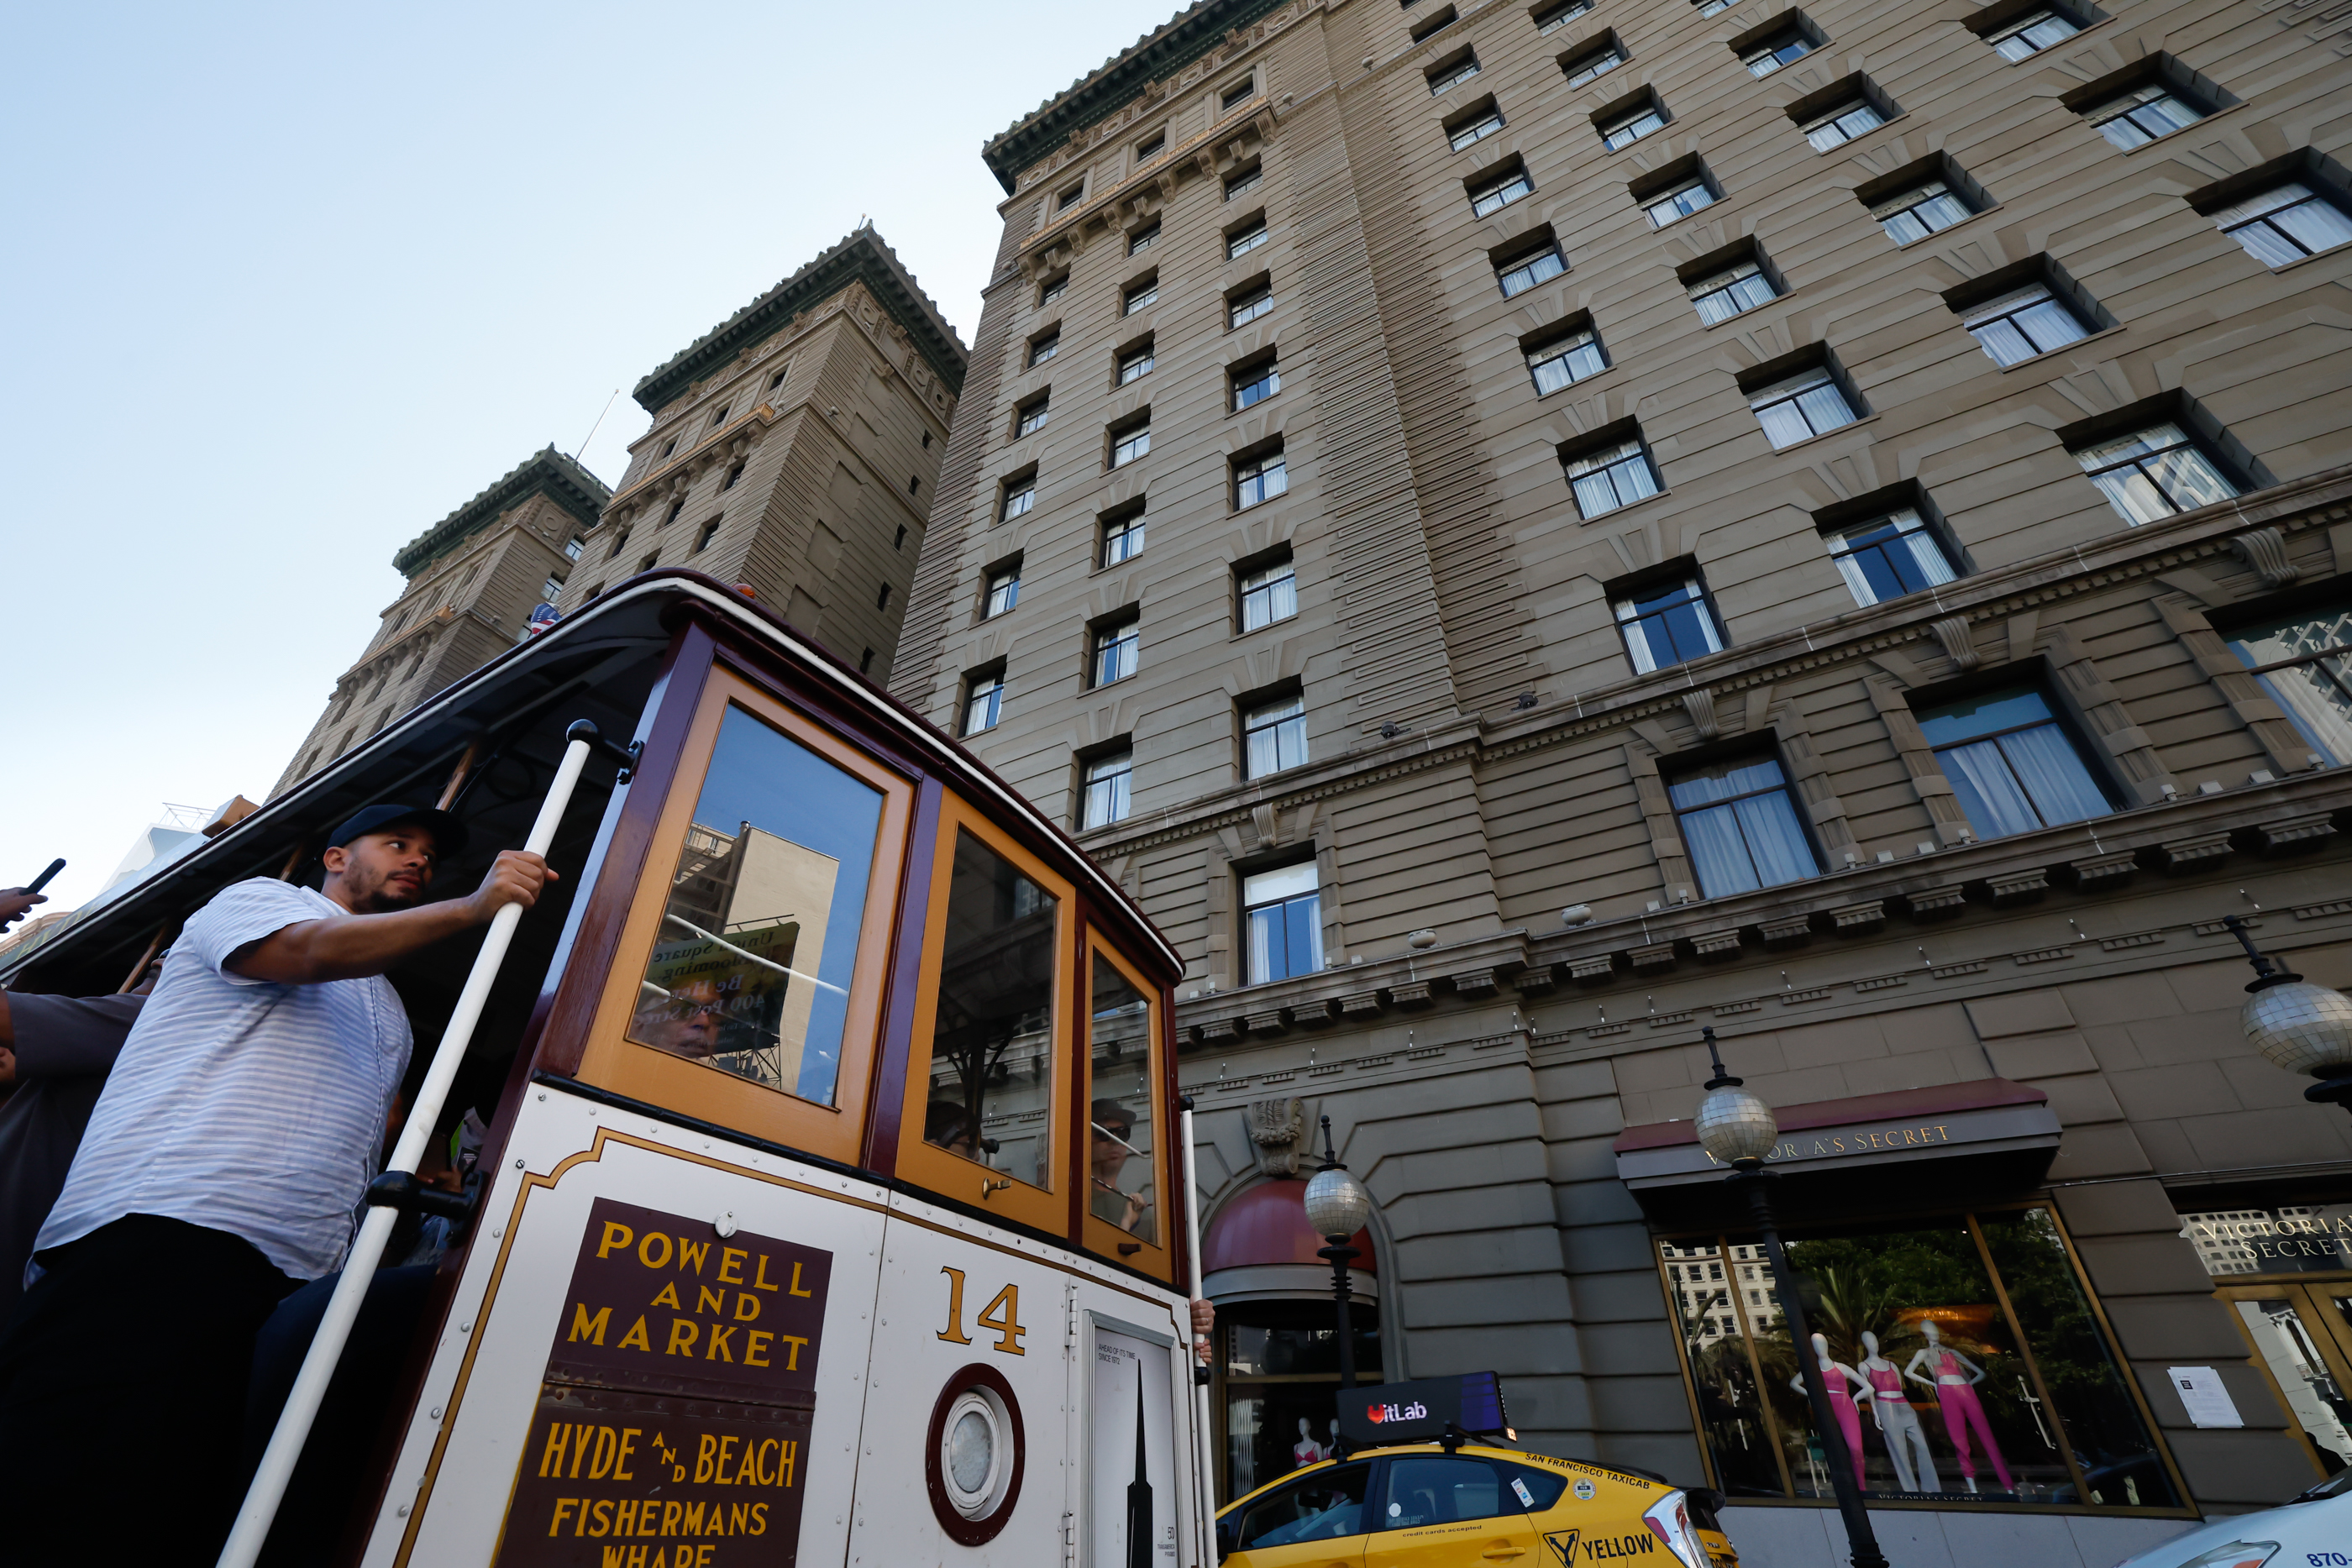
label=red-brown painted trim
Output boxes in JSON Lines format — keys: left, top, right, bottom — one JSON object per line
{"left": 862, "top": 774, "right": 944, "bottom": 1175}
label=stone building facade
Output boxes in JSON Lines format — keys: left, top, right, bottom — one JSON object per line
{"left": 888, "top": 0, "right": 2352, "bottom": 1560}
{"left": 273, "top": 448, "right": 609, "bottom": 793}
{"left": 554, "top": 226, "right": 967, "bottom": 684}
{"left": 277, "top": 228, "right": 967, "bottom": 795}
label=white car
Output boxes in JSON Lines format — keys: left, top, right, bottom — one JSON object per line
{"left": 2115, "top": 1471, "right": 2352, "bottom": 1568}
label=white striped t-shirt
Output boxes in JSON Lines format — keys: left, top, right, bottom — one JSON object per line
{"left": 34, "top": 878, "right": 413, "bottom": 1282}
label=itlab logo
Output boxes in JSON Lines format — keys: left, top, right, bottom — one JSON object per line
{"left": 1363, "top": 1400, "right": 1430, "bottom": 1424}
{"left": 1543, "top": 1529, "right": 1581, "bottom": 1565}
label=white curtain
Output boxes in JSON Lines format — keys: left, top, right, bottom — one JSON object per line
{"left": 1734, "top": 792, "right": 1816, "bottom": 885}
{"left": 1937, "top": 737, "right": 2042, "bottom": 839}
{"left": 1681, "top": 804, "right": 1760, "bottom": 898}
{"left": 2003, "top": 724, "right": 2109, "bottom": 826}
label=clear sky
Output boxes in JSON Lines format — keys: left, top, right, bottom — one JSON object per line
{"left": 2, "top": 0, "right": 1179, "bottom": 912}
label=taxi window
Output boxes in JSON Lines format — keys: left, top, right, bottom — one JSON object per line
{"left": 920, "top": 828, "right": 1058, "bottom": 1190}
{"left": 1233, "top": 1464, "right": 1369, "bottom": 1550}
{"left": 1087, "top": 952, "right": 1156, "bottom": 1245}
{"left": 625, "top": 703, "right": 883, "bottom": 1104}
{"left": 1494, "top": 1460, "right": 1568, "bottom": 1511}
{"left": 1380, "top": 1455, "right": 1504, "bottom": 1529}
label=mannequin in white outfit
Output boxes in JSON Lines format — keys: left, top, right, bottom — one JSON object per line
{"left": 1856, "top": 1330, "right": 1938, "bottom": 1492}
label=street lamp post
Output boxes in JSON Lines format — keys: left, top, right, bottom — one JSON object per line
{"left": 2224, "top": 915, "right": 2352, "bottom": 1114}
{"left": 1693, "top": 1028, "right": 1889, "bottom": 1568}
{"left": 1303, "top": 1114, "right": 1371, "bottom": 1392}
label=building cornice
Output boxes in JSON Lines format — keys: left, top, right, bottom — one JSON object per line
{"left": 391, "top": 447, "right": 611, "bottom": 577}
{"left": 980, "top": 0, "right": 1297, "bottom": 193}
{"left": 633, "top": 228, "right": 969, "bottom": 414}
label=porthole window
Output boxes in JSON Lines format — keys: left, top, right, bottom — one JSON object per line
{"left": 927, "top": 1365, "right": 1026, "bottom": 1544}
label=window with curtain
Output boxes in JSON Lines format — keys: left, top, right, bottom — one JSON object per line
{"left": 1918, "top": 688, "right": 2112, "bottom": 839}
{"left": 984, "top": 565, "right": 1020, "bottom": 618}
{"left": 1527, "top": 327, "right": 1608, "bottom": 394}
{"left": 1497, "top": 242, "right": 1567, "bottom": 298}
{"left": 1243, "top": 862, "right": 1323, "bottom": 983}
{"left": 1601, "top": 104, "right": 1667, "bottom": 150}
{"left": 1646, "top": 176, "right": 1717, "bottom": 227}
{"left": 2083, "top": 84, "right": 2202, "bottom": 149}
{"left": 1667, "top": 755, "right": 1820, "bottom": 898}
{"left": 2071, "top": 423, "right": 2237, "bottom": 524}
{"left": 2224, "top": 601, "right": 2352, "bottom": 765}
{"left": 1029, "top": 331, "right": 1061, "bottom": 367}
{"left": 1742, "top": 31, "right": 1813, "bottom": 75}
{"left": 1614, "top": 576, "right": 1725, "bottom": 673}
{"left": 1985, "top": 8, "right": 2077, "bottom": 60}
{"left": 1449, "top": 106, "right": 1504, "bottom": 149}
{"left": 1244, "top": 695, "right": 1309, "bottom": 778}
{"left": 1961, "top": 281, "right": 2092, "bottom": 366}
{"left": 1470, "top": 165, "right": 1533, "bottom": 218}
{"left": 1872, "top": 180, "right": 1973, "bottom": 244}
{"left": 1102, "top": 511, "right": 1146, "bottom": 565}
{"left": 1240, "top": 560, "right": 1299, "bottom": 632}
{"left": 1566, "top": 438, "right": 1661, "bottom": 519}
{"left": 1748, "top": 364, "right": 1859, "bottom": 447}
{"left": 1688, "top": 260, "right": 1777, "bottom": 325}
{"left": 1803, "top": 98, "right": 1884, "bottom": 152}
{"left": 2212, "top": 184, "right": 2352, "bottom": 268}
{"left": 1082, "top": 751, "right": 1133, "bottom": 830}
{"left": 962, "top": 673, "right": 1004, "bottom": 736}
{"left": 1827, "top": 508, "right": 1958, "bottom": 606}
{"left": 1563, "top": 44, "right": 1624, "bottom": 88}
{"left": 1093, "top": 619, "right": 1141, "bottom": 686}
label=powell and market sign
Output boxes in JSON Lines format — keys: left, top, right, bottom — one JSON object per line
{"left": 1612, "top": 1078, "right": 2061, "bottom": 1193}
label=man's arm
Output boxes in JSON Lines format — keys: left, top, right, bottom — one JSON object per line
{"left": 228, "top": 852, "right": 555, "bottom": 983}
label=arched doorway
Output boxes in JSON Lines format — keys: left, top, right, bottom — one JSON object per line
{"left": 1203, "top": 1179, "right": 1380, "bottom": 1502}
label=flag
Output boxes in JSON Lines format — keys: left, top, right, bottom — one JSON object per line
{"left": 524, "top": 602, "right": 562, "bottom": 637}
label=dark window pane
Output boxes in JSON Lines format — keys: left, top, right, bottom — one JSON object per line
{"left": 1232, "top": 1462, "right": 1370, "bottom": 1549}
{"left": 1380, "top": 1455, "right": 1506, "bottom": 1529}
{"left": 627, "top": 705, "right": 884, "bottom": 1106}
{"left": 920, "top": 830, "right": 1058, "bottom": 1191}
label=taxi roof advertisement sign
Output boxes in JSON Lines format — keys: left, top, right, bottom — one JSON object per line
{"left": 1335, "top": 1373, "right": 1508, "bottom": 1447}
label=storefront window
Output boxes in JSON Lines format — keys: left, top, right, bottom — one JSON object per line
{"left": 2181, "top": 1204, "right": 2352, "bottom": 1475}
{"left": 1218, "top": 1301, "right": 1381, "bottom": 1502}
{"left": 1662, "top": 1208, "right": 2178, "bottom": 1511}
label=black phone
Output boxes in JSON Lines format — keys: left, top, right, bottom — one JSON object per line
{"left": 24, "top": 858, "right": 64, "bottom": 895}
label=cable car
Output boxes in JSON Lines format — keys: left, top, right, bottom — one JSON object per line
{"left": 3, "top": 570, "right": 1210, "bottom": 1568}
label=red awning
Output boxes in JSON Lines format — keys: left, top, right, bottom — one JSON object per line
{"left": 1204, "top": 1179, "right": 1377, "bottom": 1276}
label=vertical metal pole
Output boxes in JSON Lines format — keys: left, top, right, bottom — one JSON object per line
{"left": 1739, "top": 1170, "right": 1888, "bottom": 1568}
{"left": 1179, "top": 1101, "right": 1219, "bottom": 1557}
{"left": 215, "top": 732, "right": 596, "bottom": 1568}
{"left": 1326, "top": 1244, "right": 1358, "bottom": 1391}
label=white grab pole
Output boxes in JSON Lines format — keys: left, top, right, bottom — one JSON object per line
{"left": 1181, "top": 1102, "right": 1219, "bottom": 1564}
{"left": 217, "top": 732, "right": 598, "bottom": 1568}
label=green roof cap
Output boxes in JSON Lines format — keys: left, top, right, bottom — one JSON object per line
{"left": 632, "top": 226, "right": 969, "bottom": 414}
{"left": 391, "top": 447, "right": 612, "bottom": 576}
{"left": 979, "top": 0, "right": 1289, "bottom": 194}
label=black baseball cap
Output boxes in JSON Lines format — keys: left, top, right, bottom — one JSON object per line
{"left": 328, "top": 804, "right": 470, "bottom": 859}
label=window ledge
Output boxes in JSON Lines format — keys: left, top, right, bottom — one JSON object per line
{"left": 1229, "top": 391, "right": 1286, "bottom": 420}
{"left": 1231, "top": 615, "right": 1303, "bottom": 643}
{"left": 1889, "top": 202, "right": 2003, "bottom": 248}
{"left": 1986, "top": 322, "right": 2127, "bottom": 372}
{"left": 1756, "top": 411, "right": 1881, "bottom": 455}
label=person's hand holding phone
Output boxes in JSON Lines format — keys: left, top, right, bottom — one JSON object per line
{"left": 1, "top": 859, "right": 65, "bottom": 931}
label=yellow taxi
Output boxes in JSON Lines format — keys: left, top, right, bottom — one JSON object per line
{"left": 1212, "top": 1442, "right": 1739, "bottom": 1568}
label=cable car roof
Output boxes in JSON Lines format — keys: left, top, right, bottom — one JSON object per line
{"left": 5, "top": 569, "right": 1180, "bottom": 991}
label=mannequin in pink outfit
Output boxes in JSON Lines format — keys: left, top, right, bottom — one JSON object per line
{"left": 1291, "top": 1416, "right": 1325, "bottom": 1469}
{"left": 1903, "top": 1320, "right": 2013, "bottom": 1492}
{"left": 1788, "top": 1332, "right": 1869, "bottom": 1491}
{"left": 1855, "top": 1330, "right": 1937, "bottom": 1493}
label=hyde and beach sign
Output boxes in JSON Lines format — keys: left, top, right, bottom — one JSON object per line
{"left": 495, "top": 1198, "right": 832, "bottom": 1568}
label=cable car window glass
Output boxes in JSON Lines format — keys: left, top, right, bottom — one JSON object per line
{"left": 625, "top": 704, "right": 884, "bottom": 1106}
{"left": 921, "top": 829, "right": 1059, "bottom": 1192}
{"left": 1088, "top": 952, "right": 1157, "bottom": 1245}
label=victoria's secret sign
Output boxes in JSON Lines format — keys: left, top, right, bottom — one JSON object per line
{"left": 1699, "top": 1121, "right": 1956, "bottom": 1167}
{"left": 2181, "top": 1204, "right": 2352, "bottom": 1278}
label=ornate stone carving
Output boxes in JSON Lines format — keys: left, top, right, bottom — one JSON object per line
{"left": 1830, "top": 900, "right": 1886, "bottom": 934}
{"left": 1759, "top": 914, "right": 1814, "bottom": 947}
{"left": 2229, "top": 527, "right": 2300, "bottom": 591}
{"left": 1930, "top": 616, "right": 1981, "bottom": 673}
{"left": 1987, "top": 869, "right": 2049, "bottom": 905}
{"left": 1681, "top": 689, "right": 1720, "bottom": 741}
{"left": 1247, "top": 1097, "right": 1306, "bottom": 1177}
